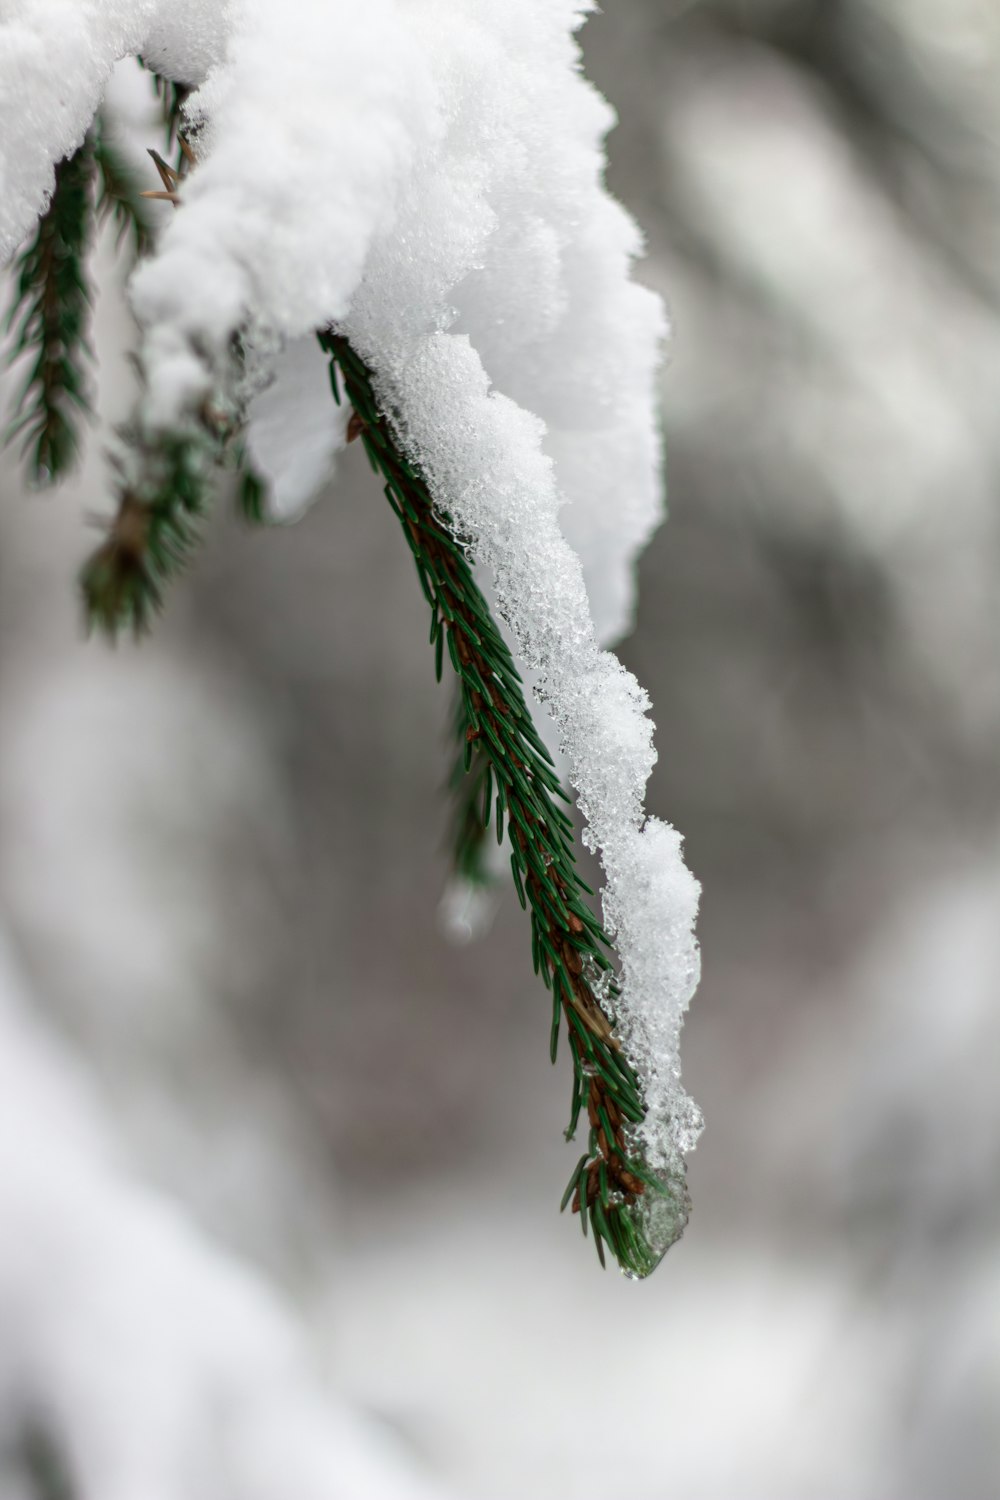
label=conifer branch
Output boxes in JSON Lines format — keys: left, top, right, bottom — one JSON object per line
{"left": 79, "top": 400, "right": 268, "bottom": 638}
{"left": 80, "top": 423, "right": 222, "bottom": 637}
{"left": 79, "top": 103, "right": 265, "bottom": 638}
{"left": 320, "top": 330, "right": 688, "bottom": 1277}
{"left": 3, "top": 138, "right": 97, "bottom": 485}
{"left": 93, "top": 121, "right": 156, "bottom": 257}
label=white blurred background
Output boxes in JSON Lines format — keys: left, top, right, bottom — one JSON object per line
{"left": 2, "top": 2, "right": 1000, "bottom": 1496}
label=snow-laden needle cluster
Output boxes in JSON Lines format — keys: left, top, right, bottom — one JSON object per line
{"left": 0, "top": 0, "right": 703, "bottom": 1266}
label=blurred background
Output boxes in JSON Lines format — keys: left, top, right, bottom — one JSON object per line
{"left": 2, "top": 1, "right": 1000, "bottom": 1495}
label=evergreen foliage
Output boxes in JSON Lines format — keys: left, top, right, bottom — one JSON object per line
{"left": 1, "top": 59, "right": 686, "bottom": 1275}
{"left": 4, "top": 113, "right": 156, "bottom": 490}
{"left": 4, "top": 138, "right": 96, "bottom": 485}
{"left": 93, "top": 121, "right": 156, "bottom": 258}
{"left": 68, "top": 94, "right": 265, "bottom": 635}
{"left": 80, "top": 427, "right": 217, "bottom": 637}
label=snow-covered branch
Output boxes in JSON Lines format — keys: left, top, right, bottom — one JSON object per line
{"left": 0, "top": 0, "right": 702, "bottom": 1261}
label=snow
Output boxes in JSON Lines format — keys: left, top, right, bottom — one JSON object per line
{"left": 0, "top": 0, "right": 700, "bottom": 1184}
{"left": 0, "top": 2, "right": 151, "bottom": 262}
{"left": 129, "top": 0, "right": 433, "bottom": 430}
{"left": 0, "top": 0, "right": 235, "bottom": 264}
{"left": 245, "top": 336, "right": 349, "bottom": 521}
{"left": 0, "top": 932, "right": 444, "bottom": 1500}
{"left": 341, "top": 5, "right": 699, "bottom": 1178}
{"left": 138, "top": 0, "right": 231, "bottom": 85}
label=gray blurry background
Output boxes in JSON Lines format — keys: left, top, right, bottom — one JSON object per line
{"left": 2, "top": 1, "right": 1000, "bottom": 1495}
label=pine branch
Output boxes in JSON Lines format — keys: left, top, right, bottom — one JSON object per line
{"left": 79, "top": 423, "right": 222, "bottom": 638}
{"left": 78, "top": 343, "right": 274, "bottom": 635}
{"left": 93, "top": 120, "right": 156, "bottom": 257}
{"left": 321, "top": 330, "right": 687, "bottom": 1277}
{"left": 79, "top": 122, "right": 266, "bottom": 638}
{"left": 2, "top": 100, "right": 160, "bottom": 493}
{"left": 3, "top": 138, "right": 97, "bottom": 485}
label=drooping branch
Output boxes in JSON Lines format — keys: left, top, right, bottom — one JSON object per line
{"left": 3, "top": 138, "right": 97, "bottom": 485}
{"left": 93, "top": 118, "right": 157, "bottom": 257}
{"left": 3, "top": 79, "right": 166, "bottom": 491}
{"left": 320, "top": 330, "right": 687, "bottom": 1277}
{"left": 79, "top": 78, "right": 265, "bottom": 637}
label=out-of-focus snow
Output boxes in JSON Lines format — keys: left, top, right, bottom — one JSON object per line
{"left": 0, "top": 0, "right": 237, "bottom": 263}
{"left": 0, "top": 934, "right": 444, "bottom": 1500}
{"left": 245, "top": 336, "right": 349, "bottom": 521}
{"left": 0, "top": 1, "right": 155, "bottom": 261}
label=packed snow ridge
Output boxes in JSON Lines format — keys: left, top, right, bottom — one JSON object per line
{"left": 0, "top": 0, "right": 702, "bottom": 1175}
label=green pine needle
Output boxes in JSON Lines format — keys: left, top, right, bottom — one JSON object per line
{"left": 3, "top": 108, "right": 157, "bottom": 491}
{"left": 77, "top": 88, "right": 269, "bottom": 637}
{"left": 233, "top": 448, "right": 269, "bottom": 524}
{"left": 3, "top": 137, "right": 97, "bottom": 486}
{"left": 449, "top": 698, "right": 499, "bottom": 889}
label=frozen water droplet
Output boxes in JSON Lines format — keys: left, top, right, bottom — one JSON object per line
{"left": 621, "top": 1163, "right": 690, "bottom": 1279}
